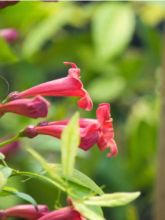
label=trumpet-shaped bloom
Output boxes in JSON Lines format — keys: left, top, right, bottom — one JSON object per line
{"left": 0, "top": 1, "right": 18, "bottom": 9}
{"left": 0, "top": 28, "right": 18, "bottom": 43}
{"left": 0, "top": 96, "right": 49, "bottom": 118}
{"left": 38, "top": 207, "right": 85, "bottom": 220}
{"left": 22, "top": 103, "right": 118, "bottom": 157}
{"left": 8, "top": 62, "right": 93, "bottom": 111}
{"left": 0, "top": 204, "right": 49, "bottom": 220}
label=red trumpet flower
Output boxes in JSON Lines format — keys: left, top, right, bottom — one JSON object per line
{"left": 0, "top": 204, "right": 49, "bottom": 220}
{"left": 22, "top": 103, "right": 118, "bottom": 157}
{"left": 0, "top": 96, "right": 49, "bottom": 118}
{"left": 8, "top": 62, "right": 93, "bottom": 111}
{"left": 38, "top": 207, "right": 85, "bottom": 220}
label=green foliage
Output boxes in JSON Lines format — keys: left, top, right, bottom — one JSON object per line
{"left": 92, "top": 3, "right": 135, "bottom": 61}
{"left": 1, "top": 186, "right": 37, "bottom": 207}
{"left": 88, "top": 76, "right": 126, "bottom": 102}
{"left": 73, "top": 201, "right": 105, "bottom": 220}
{"left": 61, "top": 112, "right": 80, "bottom": 178}
{"left": 49, "top": 163, "right": 104, "bottom": 195}
{"left": 0, "top": 153, "right": 5, "bottom": 161}
{"left": 84, "top": 192, "right": 141, "bottom": 207}
{"left": 0, "top": 166, "right": 12, "bottom": 190}
{"left": 22, "top": 4, "right": 76, "bottom": 57}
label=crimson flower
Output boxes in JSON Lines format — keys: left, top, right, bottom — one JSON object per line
{"left": 0, "top": 96, "right": 49, "bottom": 118}
{"left": 0, "top": 28, "right": 18, "bottom": 43}
{"left": 22, "top": 103, "right": 118, "bottom": 157}
{"left": 0, "top": 1, "right": 19, "bottom": 9}
{"left": 37, "top": 207, "right": 85, "bottom": 220}
{"left": 8, "top": 62, "right": 93, "bottom": 111}
{"left": 0, "top": 204, "right": 49, "bottom": 220}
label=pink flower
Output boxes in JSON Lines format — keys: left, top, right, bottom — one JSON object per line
{"left": 0, "top": 96, "right": 49, "bottom": 118}
{"left": 8, "top": 62, "right": 93, "bottom": 111}
{"left": 37, "top": 207, "right": 85, "bottom": 220}
{"left": 0, "top": 1, "right": 19, "bottom": 9}
{"left": 0, "top": 28, "right": 18, "bottom": 43}
{"left": 22, "top": 103, "right": 118, "bottom": 157}
{"left": 0, "top": 204, "right": 49, "bottom": 220}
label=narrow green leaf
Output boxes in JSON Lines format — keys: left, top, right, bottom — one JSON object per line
{"left": 50, "top": 163, "right": 103, "bottom": 195}
{"left": 2, "top": 186, "right": 37, "bottom": 206}
{"left": 61, "top": 112, "right": 80, "bottom": 178}
{"left": 92, "top": 3, "right": 135, "bottom": 60}
{"left": 13, "top": 170, "right": 65, "bottom": 192}
{"left": 27, "top": 148, "right": 66, "bottom": 191}
{"left": 84, "top": 192, "right": 141, "bottom": 207}
{"left": 73, "top": 201, "right": 105, "bottom": 220}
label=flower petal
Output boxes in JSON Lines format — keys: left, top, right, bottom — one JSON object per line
{"left": 96, "top": 103, "right": 111, "bottom": 124}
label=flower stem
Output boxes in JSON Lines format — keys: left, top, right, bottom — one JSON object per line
{"left": 0, "top": 134, "right": 20, "bottom": 148}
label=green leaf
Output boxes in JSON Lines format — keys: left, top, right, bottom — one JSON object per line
{"left": 49, "top": 163, "right": 103, "bottom": 195}
{"left": 27, "top": 148, "right": 66, "bottom": 191}
{"left": 0, "top": 172, "right": 6, "bottom": 190}
{"left": 2, "top": 186, "right": 37, "bottom": 207}
{"left": 0, "top": 166, "right": 12, "bottom": 191}
{"left": 13, "top": 170, "right": 66, "bottom": 192}
{"left": 73, "top": 201, "right": 105, "bottom": 220}
{"left": 0, "top": 38, "right": 18, "bottom": 63}
{"left": 0, "top": 153, "right": 5, "bottom": 161}
{"left": 92, "top": 3, "right": 135, "bottom": 60}
{"left": 88, "top": 76, "right": 126, "bottom": 102}
{"left": 84, "top": 192, "right": 140, "bottom": 207}
{"left": 22, "top": 6, "right": 74, "bottom": 57}
{"left": 0, "top": 167, "right": 12, "bottom": 179}
{"left": 61, "top": 112, "right": 80, "bottom": 178}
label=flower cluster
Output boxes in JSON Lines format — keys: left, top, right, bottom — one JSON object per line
{"left": 0, "top": 62, "right": 117, "bottom": 157}
{"left": 0, "top": 200, "right": 85, "bottom": 220}
{"left": 22, "top": 103, "right": 117, "bottom": 157}
{"left": 0, "top": 62, "right": 118, "bottom": 219}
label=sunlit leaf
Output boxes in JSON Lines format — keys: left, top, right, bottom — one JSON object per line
{"left": 73, "top": 201, "right": 105, "bottom": 220}
{"left": 27, "top": 148, "right": 66, "bottom": 191}
{"left": 92, "top": 3, "right": 135, "bottom": 60}
{"left": 13, "top": 170, "right": 65, "bottom": 192}
{"left": 27, "top": 148, "right": 103, "bottom": 197}
{"left": 84, "top": 192, "right": 140, "bottom": 207}
{"left": 61, "top": 112, "right": 80, "bottom": 178}
{"left": 49, "top": 163, "right": 103, "bottom": 195}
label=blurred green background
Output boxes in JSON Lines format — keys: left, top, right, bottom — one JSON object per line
{"left": 0, "top": 1, "right": 164, "bottom": 220}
